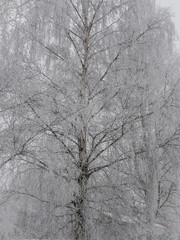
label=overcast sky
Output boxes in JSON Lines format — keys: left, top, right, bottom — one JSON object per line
{"left": 157, "top": 0, "right": 180, "bottom": 49}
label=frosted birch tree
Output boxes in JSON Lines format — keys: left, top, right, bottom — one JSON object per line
{"left": 0, "top": 0, "right": 179, "bottom": 240}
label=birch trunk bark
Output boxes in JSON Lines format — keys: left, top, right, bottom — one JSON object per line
{"left": 73, "top": 1, "right": 90, "bottom": 239}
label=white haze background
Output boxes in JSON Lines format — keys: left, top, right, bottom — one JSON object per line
{"left": 157, "top": 0, "right": 180, "bottom": 50}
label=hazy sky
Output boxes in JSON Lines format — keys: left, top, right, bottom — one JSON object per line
{"left": 157, "top": 0, "right": 180, "bottom": 49}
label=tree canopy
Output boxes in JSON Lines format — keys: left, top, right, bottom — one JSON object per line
{"left": 0, "top": 0, "right": 180, "bottom": 240}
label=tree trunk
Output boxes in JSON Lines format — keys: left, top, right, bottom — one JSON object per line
{"left": 73, "top": 133, "right": 89, "bottom": 240}
{"left": 73, "top": 2, "right": 90, "bottom": 239}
